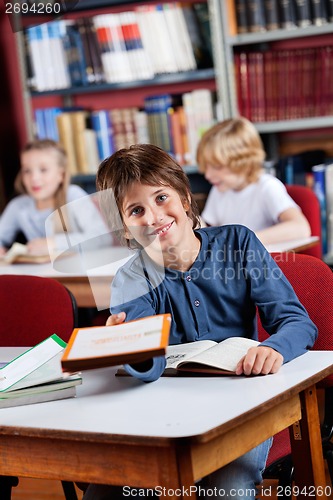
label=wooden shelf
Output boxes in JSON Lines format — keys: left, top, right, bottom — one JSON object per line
{"left": 29, "top": 69, "right": 216, "bottom": 97}
{"left": 255, "top": 117, "right": 333, "bottom": 134}
{"left": 227, "top": 23, "right": 333, "bottom": 46}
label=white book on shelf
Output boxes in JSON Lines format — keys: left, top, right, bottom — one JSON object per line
{"left": 139, "top": 4, "right": 178, "bottom": 74}
{"left": 182, "top": 91, "right": 197, "bottom": 165}
{"left": 48, "top": 21, "right": 71, "bottom": 89}
{"left": 26, "top": 26, "right": 47, "bottom": 92}
{"left": 83, "top": 128, "right": 100, "bottom": 173}
{"left": 119, "top": 10, "right": 154, "bottom": 81}
{"left": 192, "top": 88, "right": 215, "bottom": 136}
{"left": 161, "top": 3, "right": 186, "bottom": 72}
{"left": 93, "top": 15, "right": 114, "bottom": 84}
{"left": 134, "top": 109, "right": 150, "bottom": 144}
{"left": 38, "top": 23, "right": 55, "bottom": 91}
{"left": 135, "top": 5, "right": 159, "bottom": 75}
{"left": 104, "top": 13, "right": 134, "bottom": 82}
{"left": 173, "top": 3, "right": 197, "bottom": 71}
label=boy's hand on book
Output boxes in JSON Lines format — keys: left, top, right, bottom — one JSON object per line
{"left": 235, "top": 346, "right": 283, "bottom": 376}
{"left": 105, "top": 311, "right": 126, "bottom": 326}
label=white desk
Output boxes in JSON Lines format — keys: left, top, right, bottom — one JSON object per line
{"left": 0, "top": 349, "right": 332, "bottom": 498}
{"left": 0, "top": 237, "right": 321, "bottom": 309}
{"left": 265, "top": 235, "right": 320, "bottom": 253}
{"left": 0, "top": 247, "right": 133, "bottom": 309}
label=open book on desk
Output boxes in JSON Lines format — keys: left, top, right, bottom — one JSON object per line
{"left": 0, "top": 334, "right": 82, "bottom": 408}
{"left": 0, "top": 242, "right": 51, "bottom": 264}
{"left": 164, "top": 338, "right": 259, "bottom": 375}
{"left": 61, "top": 314, "right": 171, "bottom": 372}
{"left": 116, "top": 337, "right": 260, "bottom": 376}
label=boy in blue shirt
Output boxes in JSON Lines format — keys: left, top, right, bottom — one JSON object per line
{"left": 83, "top": 144, "right": 317, "bottom": 500}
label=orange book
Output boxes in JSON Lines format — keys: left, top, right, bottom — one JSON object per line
{"left": 61, "top": 314, "right": 171, "bottom": 372}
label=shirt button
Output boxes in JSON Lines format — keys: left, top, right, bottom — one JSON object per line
{"left": 194, "top": 299, "right": 200, "bottom": 307}
{"left": 186, "top": 275, "right": 192, "bottom": 282}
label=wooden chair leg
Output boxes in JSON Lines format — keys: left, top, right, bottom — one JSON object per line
{"left": 61, "top": 480, "right": 78, "bottom": 500}
{"left": 0, "top": 476, "right": 19, "bottom": 499}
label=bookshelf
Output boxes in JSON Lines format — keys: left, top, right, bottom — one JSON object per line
{"left": 219, "top": 0, "right": 333, "bottom": 160}
{"left": 3, "top": 0, "right": 223, "bottom": 193}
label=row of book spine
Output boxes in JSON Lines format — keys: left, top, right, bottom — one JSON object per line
{"left": 34, "top": 89, "right": 215, "bottom": 175}
{"left": 234, "top": 46, "right": 333, "bottom": 123}
{"left": 235, "top": 0, "right": 333, "bottom": 33}
{"left": 273, "top": 158, "right": 333, "bottom": 255}
{"left": 310, "top": 163, "right": 333, "bottom": 256}
{"left": 25, "top": 2, "right": 212, "bottom": 92}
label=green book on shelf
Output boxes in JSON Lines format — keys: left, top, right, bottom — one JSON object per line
{"left": 0, "top": 334, "right": 82, "bottom": 408}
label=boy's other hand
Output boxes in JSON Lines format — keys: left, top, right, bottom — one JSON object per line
{"left": 235, "top": 346, "right": 283, "bottom": 376}
{"left": 106, "top": 311, "right": 126, "bottom": 326}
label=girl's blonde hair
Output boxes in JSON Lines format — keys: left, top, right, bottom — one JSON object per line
{"left": 196, "top": 117, "right": 266, "bottom": 183}
{"left": 97, "top": 144, "right": 200, "bottom": 248}
{"left": 15, "top": 139, "right": 70, "bottom": 211}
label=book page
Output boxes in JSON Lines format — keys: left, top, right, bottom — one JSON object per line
{"left": 178, "top": 337, "right": 259, "bottom": 373}
{"left": 165, "top": 340, "right": 217, "bottom": 370}
{"left": 63, "top": 314, "right": 171, "bottom": 361}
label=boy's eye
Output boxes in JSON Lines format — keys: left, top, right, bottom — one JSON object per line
{"left": 157, "top": 194, "right": 168, "bottom": 202}
{"left": 131, "top": 206, "right": 143, "bottom": 216}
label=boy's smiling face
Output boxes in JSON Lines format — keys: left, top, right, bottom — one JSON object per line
{"left": 121, "top": 182, "right": 199, "bottom": 269}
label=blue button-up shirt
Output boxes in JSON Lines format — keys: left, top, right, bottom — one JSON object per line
{"left": 111, "top": 225, "right": 317, "bottom": 381}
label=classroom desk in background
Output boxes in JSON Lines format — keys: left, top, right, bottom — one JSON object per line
{"left": 0, "top": 236, "right": 320, "bottom": 309}
{"left": 265, "top": 235, "right": 320, "bottom": 254}
{"left": 0, "top": 246, "right": 133, "bottom": 309}
{"left": 0, "top": 348, "right": 332, "bottom": 499}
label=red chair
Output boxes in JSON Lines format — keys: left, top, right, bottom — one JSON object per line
{"left": 0, "top": 275, "right": 79, "bottom": 500}
{"left": 286, "top": 184, "right": 322, "bottom": 259}
{"left": 258, "top": 253, "right": 333, "bottom": 495}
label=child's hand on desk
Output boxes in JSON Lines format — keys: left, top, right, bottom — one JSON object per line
{"left": 235, "top": 346, "right": 283, "bottom": 376}
{"left": 0, "top": 247, "right": 6, "bottom": 257}
{"left": 27, "top": 238, "right": 50, "bottom": 255}
{"left": 106, "top": 311, "right": 126, "bottom": 326}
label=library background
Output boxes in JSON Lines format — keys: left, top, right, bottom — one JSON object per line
{"left": 0, "top": 0, "right": 333, "bottom": 260}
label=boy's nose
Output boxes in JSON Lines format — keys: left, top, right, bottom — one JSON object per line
{"left": 145, "top": 207, "right": 163, "bottom": 226}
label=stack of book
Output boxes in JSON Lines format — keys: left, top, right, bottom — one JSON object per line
{"left": 0, "top": 334, "right": 82, "bottom": 409}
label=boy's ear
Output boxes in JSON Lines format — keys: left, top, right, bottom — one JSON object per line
{"left": 124, "top": 226, "right": 131, "bottom": 240}
{"left": 183, "top": 195, "right": 191, "bottom": 212}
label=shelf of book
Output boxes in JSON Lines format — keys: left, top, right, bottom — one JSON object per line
{"left": 29, "top": 69, "right": 216, "bottom": 97}
{"left": 10, "top": 0, "right": 220, "bottom": 179}
{"left": 220, "top": 1, "right": 333, "bottom": 138}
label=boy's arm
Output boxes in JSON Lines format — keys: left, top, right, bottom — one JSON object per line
{"left": 256, "top": 207, "right": 310, "bottom": 245}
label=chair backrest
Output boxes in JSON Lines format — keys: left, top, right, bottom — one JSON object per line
{"left": 0, "top": 275, "right": 78, "bottom": 346}
{"left": 286, "top": 184, "right": 322, "bottom": 258}
{"left": 259, "top": 252, "right": 333, "bottom": 467}
{"left": 258, "top": 253, "right": 333, "bottom": 383}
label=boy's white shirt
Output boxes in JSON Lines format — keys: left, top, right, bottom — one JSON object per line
{"left": 201, "top": 173, "right": 298, "bottom": 231}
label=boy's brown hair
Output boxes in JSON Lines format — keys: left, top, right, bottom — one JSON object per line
{"left": 196, "top": 117, "right": 265, "bottom": 183}
{"left": 15, "top": 139, "right": 70, "bottom": 211}
{"left": 96, "top": 144, "right": 200, "bottom": 248}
